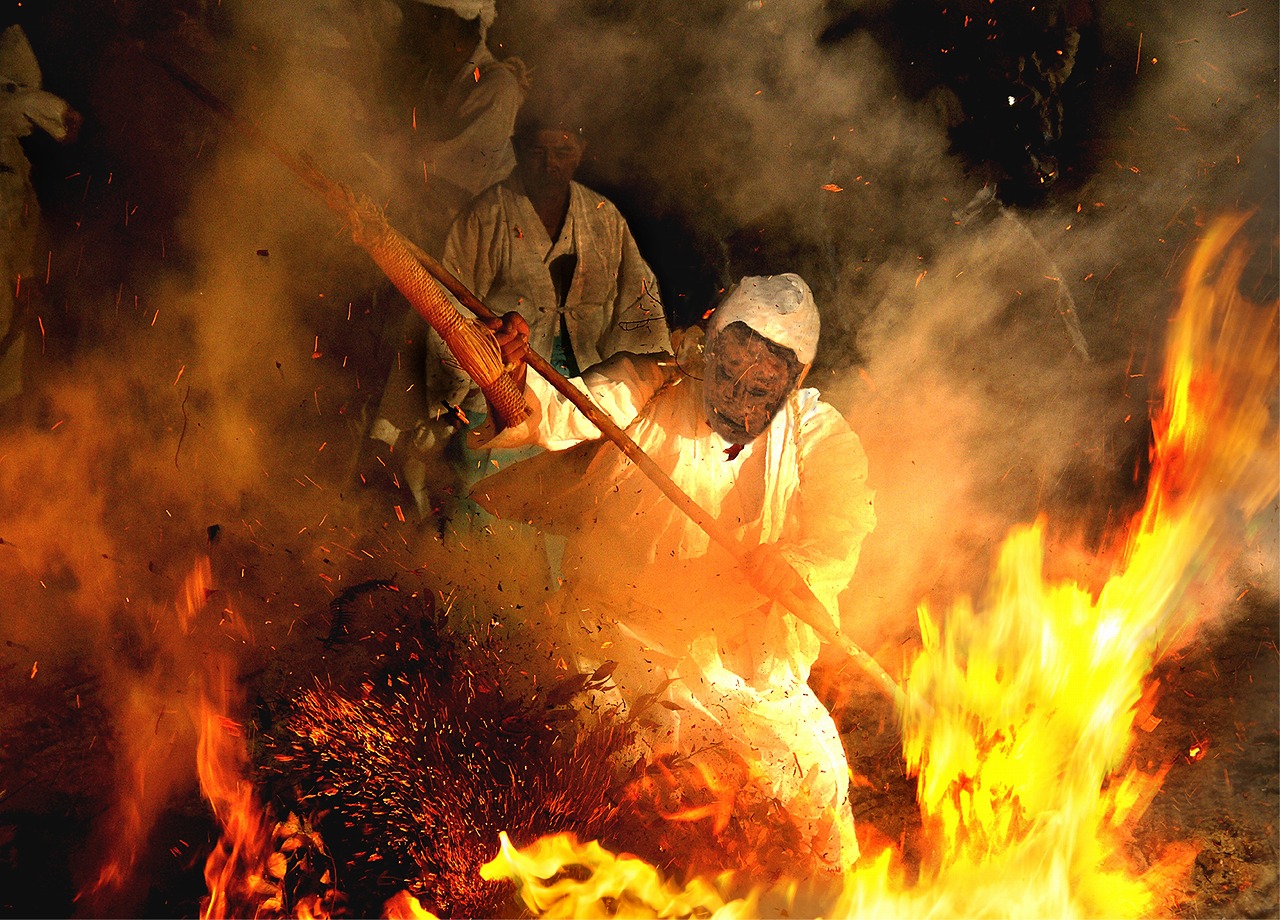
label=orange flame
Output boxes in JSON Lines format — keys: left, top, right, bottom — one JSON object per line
{"left": 77, "top": 555, "right": 217, "bottom": 914}
{"left": 198, "top": 664, "right": 275, "bottom": 919}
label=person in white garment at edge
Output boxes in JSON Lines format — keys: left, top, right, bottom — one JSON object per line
{"left": 365, "top": 0, "right": 528, "bottom": 503}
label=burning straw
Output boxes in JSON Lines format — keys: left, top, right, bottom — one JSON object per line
{"left": 247, "top": 588, "right": 628, "bottom": 919}
{"left": 197, "top": 576, "right": 837, "bottom": 917}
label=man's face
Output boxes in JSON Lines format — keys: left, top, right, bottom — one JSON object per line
{"left": 702, "top": 321, "right": 804, "bottom": 443}
{"left": 517, "top": 128, "right": 584, "bottom": 197}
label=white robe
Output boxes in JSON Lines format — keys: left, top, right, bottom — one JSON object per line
{"left": 480, "top": 352, "right": 876, "bottom": 869}
{"left": 1, "top": 26, "right": 74, "bottom": 405}
{"left": 430, "top": 178, "right": 670, "bottom": 412}
{"left": 415, "top": 42, "right": 523, "bottom": 202}
{"left": 383, "top": 41, "right": 525, "bottom": 254}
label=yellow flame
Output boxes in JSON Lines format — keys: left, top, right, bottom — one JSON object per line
{"left": 875, "top": 212, "right": 1271, "bottom": 918}
{"left": 478, "top": 215, "right": 1276, "bottom": 918}
{"left": 481, "top": 831, "right": 760, "bottom": 918}
{"left": 383, "top": 891, "right": 442, "bottom": 919}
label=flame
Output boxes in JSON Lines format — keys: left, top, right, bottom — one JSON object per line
{"left": 892, "top": 211, "right": 1274, "bottom": 917}
{"left": 198, "top": 663, "right": 276, "bottom": 919}
{"left": 477, "top": 214, "right": 1277, "bottom": 917}
{"left": 179, "top": 555, "right": 213, "bottom": 634}
{"left": 76, "top": 555, "right": 217, "bottom": 913}
{"left": 197, "top": 659, "right": 344, "bottom": 918}
{"left": 193, "top": 557, "right": 335, "bottom": 919}
{"left": 383, "top": 891, "right": 441, "bottom": 919}
{"left": 481, "top": 831, "right": 755, "bottom": 918}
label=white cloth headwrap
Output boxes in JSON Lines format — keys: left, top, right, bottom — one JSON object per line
{"left": 408, "top": 0, "right": 497, "bottom": 30}
{"left": 709, "top": 273, "right": 820, "bottom": 365}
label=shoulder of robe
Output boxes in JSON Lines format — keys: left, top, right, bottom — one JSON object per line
{"left": 572, "top": 182, "right": 624, "bottom": 221}
{"left": 488, "top": 55, "right": 531, "bottom": 94}
{"left": 585, "top": 350, "right": 678, "bottom": 388}
{"left": 457, "top": 180, "right": 516, "bottom": 220}
{"left": 792, "top": 387, "right": 854, "bottom": 439}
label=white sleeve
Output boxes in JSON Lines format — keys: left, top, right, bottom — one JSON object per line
{"left": 483, "top": 353, "right": 672, "bottom": 451}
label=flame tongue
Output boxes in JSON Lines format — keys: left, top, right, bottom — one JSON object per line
{"left": 1148, "top": 213, "right": 1279, "bottom": 525}
{"left": 899, "top": 213, "right": 1277, "bottom": 918}
{"left": 903, "top": 522, "right": 1188, "bottom": 918}
{"left": 198, "top": 662, "right": 274, "bottom": 920}
{"left": 474, "top": 215, "right": 1276, "bottom": 918}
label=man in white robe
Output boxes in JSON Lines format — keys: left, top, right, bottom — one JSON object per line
{"left": 478, "top": 273, "right": 875, "bottom": 873}
{"left": 0, "top": 26, "right": 78, "bottom": 411}
{"left": 402, "top": 115, "right": 670, "bottom": 518}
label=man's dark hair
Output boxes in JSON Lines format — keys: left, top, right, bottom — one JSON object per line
{"left": 513, "top": 110, "right": 586, "bottom": 150}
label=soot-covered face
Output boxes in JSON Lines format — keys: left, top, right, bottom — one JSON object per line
{"left": 703, "top": 321, "right": 804, "bottom": 444}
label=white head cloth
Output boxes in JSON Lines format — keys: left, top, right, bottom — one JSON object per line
{"left": 409, "top": 0, "right": 497, "bottom": 30}
{"left": 709, "top": 273, "right": 820, "bottom": 365}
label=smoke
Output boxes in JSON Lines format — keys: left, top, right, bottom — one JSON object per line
{"left": 1, "top": 4, "right": 540, "bottom": 910}
{"left": 482, "top": 0, "right": 1275, "bottom": 664}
